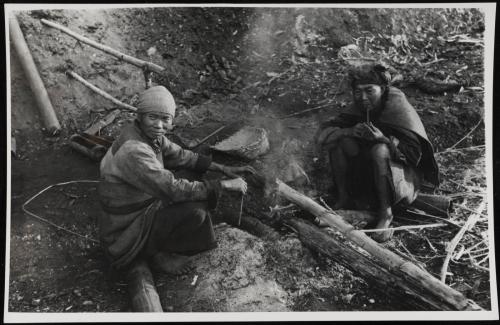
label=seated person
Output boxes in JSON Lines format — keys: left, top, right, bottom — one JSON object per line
{"left": 98, "top": 86, "right": 254, "bottom": 274}
{"left": 315, "top": 63, "right": 439, "bottom": 242}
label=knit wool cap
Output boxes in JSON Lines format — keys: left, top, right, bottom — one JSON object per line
{"left": 136, "top": 86, "right": 176, "bottom": 117}
{"left": 349, "top": 63, "right": 391, "bottom": 88}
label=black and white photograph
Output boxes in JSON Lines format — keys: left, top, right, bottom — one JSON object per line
{"left": 4, "top": 3, "right": 498, "bottom": 322}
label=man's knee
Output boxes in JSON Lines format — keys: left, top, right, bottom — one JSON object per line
{"left": 338, "top": 137, "right": 360, "bottom": 157}
{"left": 370, "top": 143, "right": 390, "bottom": 163}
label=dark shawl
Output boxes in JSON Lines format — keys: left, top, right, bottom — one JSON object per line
{"left": 320, "top": 86, "right": 439, "bottom": 187}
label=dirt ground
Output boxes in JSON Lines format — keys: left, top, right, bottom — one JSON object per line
{"left": 8, "top": 7, "right": 491, "bottom": 313}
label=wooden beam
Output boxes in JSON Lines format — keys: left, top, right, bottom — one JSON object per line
{"left": 10, "top": 15, "right": 61, "bottom": 135}
{"left": 411, "top": 193, "right": 452, "bottom": 217}
{"left": 126, "top": 258, "right": 163, "bottom": 312}
{"left": 41, "top": 19, "right": 165, "bottom": 74}
{"left": 66, "top": 70, "right": 137, "bottom": 112}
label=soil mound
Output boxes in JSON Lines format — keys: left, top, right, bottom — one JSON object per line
{"left": 189, "top": 225, "right": 289, "bottom": 312}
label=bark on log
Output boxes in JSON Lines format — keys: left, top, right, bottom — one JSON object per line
{"left": 126, "top": 259, "right": 163, "bottom": 312}
{"left": 41, "top": 19, "right": 165, "bottom": 73}
{"left": 275, "top": 179, "right": 482, "bottom": 311}
{"left": 67, "top": 70, "right": 137, "bottom": 111}
{"left": 411, "top": 193, "right": 452, "bottom": 218}
{"left": 10, "top": 15, "right": 61, "bottom": 135}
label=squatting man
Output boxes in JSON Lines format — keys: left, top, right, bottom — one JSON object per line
{"left": 315, "top": 63, "right": 439, "bottom": 242}
{"left": 98, "top": 86, "right": 255, "bottom": 275}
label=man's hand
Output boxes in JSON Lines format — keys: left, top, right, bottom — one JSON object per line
{"left": 220, "top": 178, "right": 248, "bottom": 194}
{"left": 351, "top": 122, "right": 386, "bottom": 142}
{"left": 349, "top": 123, "right": 367, "bottom": 138}
{"left": 362, "top": 122, "right": 386, "bottom": 142}
{"left": 222, "top": 165, "right": 256, "bottom": 178}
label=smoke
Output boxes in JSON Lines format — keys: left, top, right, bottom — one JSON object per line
{"left": 234, "top": 9, "right": 326, "bottom": 196}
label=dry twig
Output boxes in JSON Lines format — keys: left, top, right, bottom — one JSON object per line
{"left": 440, "top": 201, "right": 486, "bottom": 283}
{"left": 447, "top": 119, "right": 484, "bottom": 151}
{"left": 436, "top": 145, "right": 485, "bottom": 156}
{"left": 22, "top": 180, "right": 100, "bottom": 243}
{"left": 360, "top": 223, "right": 446, "bottom": 233}
{"left": 238, "top": 193, "right": 245, "bottom": 226}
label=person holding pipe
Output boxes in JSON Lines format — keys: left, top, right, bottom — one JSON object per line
{"left": 315, "top": 63, "right": 439, "bottom": 242}
{"left": 98, "top": 86, "right": 255, "bottom": 274}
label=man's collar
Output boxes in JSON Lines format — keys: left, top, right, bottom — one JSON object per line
{"left": 133, "top": 120, "right": 162, "bottom": 154}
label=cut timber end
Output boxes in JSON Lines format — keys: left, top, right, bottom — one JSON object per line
{"left": 126, "top": 259, "right": 163, "bottom": 312}
{"left": 411, "top": 193, "right": 452, "bottom": 217}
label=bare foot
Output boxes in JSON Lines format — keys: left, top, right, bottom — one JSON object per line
{"left": 370, "top": 214, "right": 394, "bottom": 243}
{"left": 151, "top": 252, "right": 194, "bottom": 275}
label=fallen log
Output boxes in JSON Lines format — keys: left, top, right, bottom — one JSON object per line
{"left": 67, "top": 70, "right": 137, "bottom": 111}
{"left": 274, "top": 179, "right": 482, "bottom": 311}
{"left": 41, "top": 19, "right": 165, "bottom": 74}
{"left": 10, "top": 15, "right": 61, "bottom": 135}
{"left": 126, "top": 258, "right": 163, "bottom": 312}
{"left": 286, "top": 217, "right": 451, "bottom": 310}
{"left": 411, "top": 193, "right": 452, "bottom": 217}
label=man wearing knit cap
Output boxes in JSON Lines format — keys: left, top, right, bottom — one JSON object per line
{"left": 98, "top": 85, "right": 255, "bottom": 274}
{"left": 315, "top": 63, "right": 439, "bottom": 242}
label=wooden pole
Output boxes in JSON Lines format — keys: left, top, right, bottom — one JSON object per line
{"left": 10, "top": 15, "right": 61, "bottom": 135}
{"left": 126, "top": 259, "right": 163, "bottom": 312}
{"left": 41, "top": 19, "right": 165, "bottom": 74}
{"left": 67, "top": 70, "right": 137, "bottom": 112}
{"left": 274, "top": 179, "right": 482, "bottom": 311}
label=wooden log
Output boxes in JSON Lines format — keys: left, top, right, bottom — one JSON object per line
{"left": 225, "top": 214, "right": 280, "bottom": 241}
{"left": 41, "top": 19, "right": 165, "bottom": 74}
{"left": 67, "top": 70, "right": 137, "bottom": 111}
{"left": 411, "top": 193, "right": 452, "bottom": 218}
{"left": 126, "top": 258, "right": 163, "bottom": 312}
{"left": 274, "top": 179, "right": 482, "bottom": 311}
{"left": 68, "top": 134, "right": 108, "bottom": 161}
{"left": 9, "top": 15, "right": 61, "bottom": 135}
{"left": 286, "top": 217, "right": 453, "bottom": 310}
